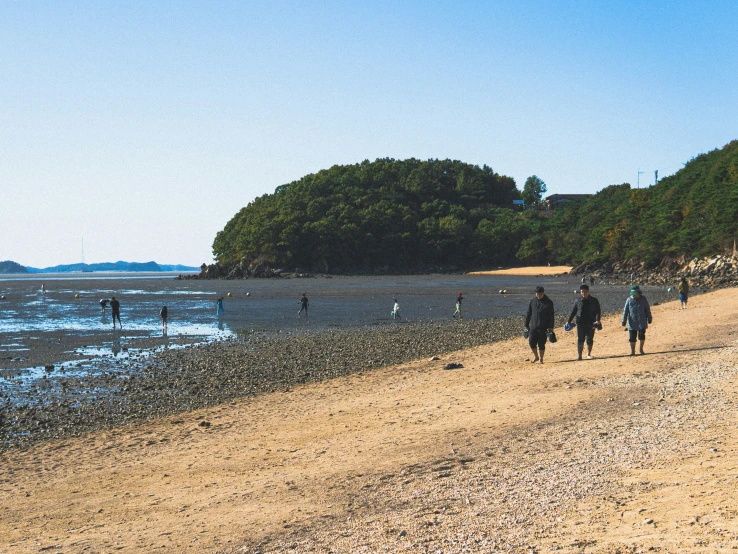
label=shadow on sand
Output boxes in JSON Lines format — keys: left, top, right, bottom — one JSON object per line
{"left": 552, "top": 345, "right": 726, "bottom": 364}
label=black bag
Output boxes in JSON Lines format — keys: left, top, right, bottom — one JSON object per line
{"left": 547, "top": 330, "right": 557, "bottom": 343}
{"left": 523, "top": 328, "right": 530, "bottom": 339}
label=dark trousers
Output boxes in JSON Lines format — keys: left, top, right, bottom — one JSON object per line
{"left": 528, "top": 328, "right": 547, "bottom": 350}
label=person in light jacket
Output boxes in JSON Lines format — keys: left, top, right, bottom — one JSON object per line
{"left": 621, "top": 285, "right": 652, "bottom": 356}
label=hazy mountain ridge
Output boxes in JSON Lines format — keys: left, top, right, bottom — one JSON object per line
{"left": 1, "top": 261, "right": 199, "bottom": 274}
{"left": 0, "top": 260, "right": 29, "bottom": 274}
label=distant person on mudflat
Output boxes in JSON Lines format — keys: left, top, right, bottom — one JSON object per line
{"left": 589, "top": 276, "right": 595, "bottom": 286}
{"left": 392, "top": 299, "right": 401, "bottom": 319}
{"left": 217, "top": 296, "right": 225, "bottom": 316}
{"left": 678, "top": 277, "right": 689, "bottom": 310}
{"left": 621, "top": 285, "right": 652, "bottom": 356}
{"left": 160, "top": 306, "right": 168, "bottom": 334}
{"left": 110, "top": 296, "right": 122, "bottom": 329}
{"left": 453, "top": 292, "right": 464, "bottom": 319}
{"left": 524, "top": 286, "right": 554, "bottom": 364}
{"left": 298, "top": 293, "right": 309, "bottom": 316}
{"left": 99, "top": 298, "right": 109, "bottom": 314}
{"left": 567, "top": 284, "right": 601, "bottom": 360}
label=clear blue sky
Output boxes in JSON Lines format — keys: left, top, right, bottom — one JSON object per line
{"left": 2, "top": 1, "right": 737, "bottom": 267}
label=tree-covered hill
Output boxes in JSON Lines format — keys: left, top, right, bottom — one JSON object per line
{"left": 546, "top": 140, "right": 738, "bottom": 266}
{"left": 0, "top": 260, "right": 28, "bottom": 274}
{"left": 213, "top": 158, "right": 529, "bottom": 272}
{"left": 211, "top": 141, "right": 738, "bottom": 276}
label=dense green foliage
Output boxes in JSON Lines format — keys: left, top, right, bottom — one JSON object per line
{"left": 522, "top": 175, "right": 547, "bottom": 205}
{"left": 214, "top": 141, "right": 738, "bottom": 272}
{"left": 213, "top": 158, "right": 528, "bottom": 271}
{"left": 546, "top": 140, "right": 738, "bottom": 265}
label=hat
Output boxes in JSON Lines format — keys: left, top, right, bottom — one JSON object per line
{"left": 457, "top": 291, "right": 462, "bottom": 296}
{"left": 630, "top": 286, "right": 641, "bottom": 295}
{"left": 535, "top": 286, "right": 544, "bottom": 293}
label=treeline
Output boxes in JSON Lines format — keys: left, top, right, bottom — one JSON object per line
{"left": 213, "top": 158, "right": 531, "bottom": 272}
{"left": 212, "top": 141, "right": 738, "bottom": 273}
{"left": 546, "top": 140, "right": 738, "bottom": 266}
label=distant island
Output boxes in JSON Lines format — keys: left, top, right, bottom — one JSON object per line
{"left": 0, "top": 260, "right": 28, "bottom": 274}
{"left": 0, "top": 260, "right": 199, "bottom": 274}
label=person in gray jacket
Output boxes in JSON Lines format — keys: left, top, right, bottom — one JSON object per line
{"left": 621, "top": 285, "right": 652, "bottom": 356}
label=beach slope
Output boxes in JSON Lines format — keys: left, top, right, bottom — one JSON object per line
{"left": 1, "top": 288, "right": 737, "bottom": 552}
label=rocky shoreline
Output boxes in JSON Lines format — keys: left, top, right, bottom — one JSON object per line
{"left": 570, "top": 251, "right": 738, "bottom": 288}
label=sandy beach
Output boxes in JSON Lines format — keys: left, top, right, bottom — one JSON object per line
{"left": 469, "top": 265, "right": 573, "bottom": 276}
{"left": 2, "top": 288, "right": 737, "bottom": 552}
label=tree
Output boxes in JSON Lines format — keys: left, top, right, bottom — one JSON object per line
{"left": 522, "top": 175, "right": 547, "bottom": 205}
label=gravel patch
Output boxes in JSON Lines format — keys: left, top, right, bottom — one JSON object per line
{"left": 226, "top": 344, "right": 738, "bottom": 553}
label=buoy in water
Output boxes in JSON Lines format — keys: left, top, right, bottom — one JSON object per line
{"left": 227, "top": 292, "right": 232, "bottom": 297}
{"left": 246, "top": 292, "right": 250, "bottom": 297}
{"left": 74, "top": 293, "right": 80, "bottom": 298}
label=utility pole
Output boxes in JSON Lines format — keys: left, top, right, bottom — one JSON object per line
{"left": 637, "top": 169, "right": 644, "bottom": 189}
{"left": 654, "top": 170, "right": 658, "bottom": 185}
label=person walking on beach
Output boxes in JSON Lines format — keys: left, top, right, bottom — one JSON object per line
{"left": 217, "top": 296, "right": 225, "bottom": 316}
{"left": 678, "top": 277, "right": 689, "bottom": 310}
{"left": 589, "top": 276, "right": 595, "bottom": 286}
{"left": 567, "top": 284, "right": 601, "bottom": 360}
{"left": 392, "top": 298, "right": 401, "bottom": 319}
{"left": 524, "top": 286, "right": 554, "bottom": 364}
{"left": 622, "top": 285, "right": 652, "bottom": 356}
{"left": 453, "top": 292, "right": 464, "bottom": 319}
{"left": 110, "top": 296, "right": 122, "bottom": 329}
{"left": 160, "top": 306, "right": 168, "bottom": 334}
{"left": 99, "top": 298, "right": 109, "bottom": 314}
{"left": 298, "top": 293, "right": 309, "bottom": 316}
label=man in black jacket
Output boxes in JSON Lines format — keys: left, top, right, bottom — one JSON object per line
{"left": 567, "top": 284, "right": 601, "bottom": 360}
{"left": 524, "top": 286, "right": 555, "bottom": 364}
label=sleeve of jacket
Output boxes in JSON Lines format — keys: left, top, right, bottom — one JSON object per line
{"left": 524, "top": 300, "right": 532, "bottom": 328}
{"left": 622, "top": 298, "right": 629, "bottom": 325}
{"left": 645, "top": 298, "right": 652, "bottom": 324}
{"left": 546, "top": 300, "right": 555, "bottom": 330}
{"left": 568, "top": 300, "right": 578, "bottom": 323}
{"left": 594, "top": 298, "right": 601, "bottom": 321}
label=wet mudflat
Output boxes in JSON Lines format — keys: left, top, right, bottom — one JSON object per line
{"left": 0, "top": 273, "right": 678, "bottom": 450}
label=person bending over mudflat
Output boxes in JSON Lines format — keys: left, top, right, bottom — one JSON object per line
{"left": 567, "top": 284, "right": 601, "bottom": 360}
{"left": 621, "top": 285, "right": 652, "bottom": 355}
{"left": 524, "top": 286, "right": 554, "bottom": 364}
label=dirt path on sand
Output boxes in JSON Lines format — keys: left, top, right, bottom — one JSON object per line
{"left": 1, "top": 289, "right": 737, "bottom": 553}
